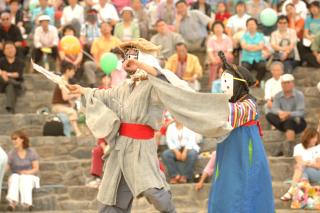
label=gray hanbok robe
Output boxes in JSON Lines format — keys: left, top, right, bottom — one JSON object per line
{"left": 82, "top": 69, "right": 232, "bottom": 205}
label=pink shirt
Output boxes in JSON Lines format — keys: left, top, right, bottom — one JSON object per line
{"left": 203, "top": 151, "right": 216, "bottom": 176}
{"left": 206, "top": 34, "right": 233, "bottom": 55}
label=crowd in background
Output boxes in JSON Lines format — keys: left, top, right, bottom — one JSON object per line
{"left": 0, "top": 0, "right": 319, "bottom": 210}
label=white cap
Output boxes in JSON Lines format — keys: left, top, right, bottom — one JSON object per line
{"left": 121, "top": 6, "right": 134, "bottom": 15}
{"left": 38, "top": 15, "right": 51, "bottom": 22}
{"left": 281, "top": 74, "right": 295, "bottom": 82}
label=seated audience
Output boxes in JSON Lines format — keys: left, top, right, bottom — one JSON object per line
{"left": 285, "top": 3, "right": 304, "bottom": 41}
{"left": 211, "top": 68, "right": 223, "bottom": 94}
{"left": 84, "top": 21, "right": 121, "bottom": 87}
{"left": 240, "top": 17, "right": 267, "bottom": 87}
{"left": 165, "top": 42, "right": 203, "bottom": 91}
{"left": 80, "top": 8, "right": 101, "bottom": 56}
{"left": 191, "top": 0, "right": 213, "bottom": 18}
{"left": 131, "top": 0, "right": 150, "bottom": 40}
{"left": 6, "top": 131, "right": 39, "bottom": 211}
{"left": 175, "top": 0, "right": 212, "bottom": 51}
{"left": 309, "top": 32, "right": 320, "bottom": 68}
{"left": 282, "top": 0, "right": 308, "bottom": 20}
{"left": 195, "top": 151, "right": 216, "bottom": 191}
{"left": 266, "top": 74, "right": 307, "bottom": 156}
{"left": 60, "top": 0, "right": 84, "bottom": 35}
{"left": 226, "top": 1, "right": 251, "bottom": 48}
{"left": 246, "top": 0, "right": 268, "bottom": 22}
{"left": 0, "top": 11, "right": 23, "bottom": 57}
{"left": 93, "top": 0, "right": 119, "bottom": 24}
{"left": 298, "top": 1, "right": 320, "bottom": 67}
{"left": 33, "top": 15, "right": 59, "bottom": 71}
{"left": 0, "top": 41, "right": 24, "bottom": 114}
{"left": 59, "top": 25, "right": 85, "bottom": 84}
{"left": 9, "top": 0, "right": 25, "bottom": 36}
{"left": 0, "top": 145, "right": 8, "bottom": 201}
{"left": 264, "top": 62, "right": 283, "bottom": 114}
{"left": 87, "top": 138, "right": 109, "bottom": 188}
{"left": 31, "top": 0, "right": 55, "bottom": 26}
{"left": 281, "top": 127, "right": 320, "bottom": 201}
{"left": 207, "top": 21, "right": 233, "bottom": 84}
{"left": 157, "top": 0, "right": 175, "bottom": 26}
{"left": 162, "top": 121, "right": 199, "bottom": 184}
{"left": 270, "top": 15, "right": 298, "bottom": 74}
{"left": 150, "top": 19, "right": 184, "bottom": 59}
{"left": 214, "top": 2, "right": 231, "bottom": 23}
{"left": 51, "top": 61, "right": 82, "bottom": 136}
{"left": 114, "top": 6, "right": 140, "bottom": 42}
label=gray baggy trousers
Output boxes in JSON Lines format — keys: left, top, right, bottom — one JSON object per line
{"left": 99, "top": 175, "right": 176, "bottom": 213}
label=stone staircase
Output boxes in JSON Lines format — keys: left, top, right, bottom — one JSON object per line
{"left": 0, "top": 67, "right": 319, "bottom": 212}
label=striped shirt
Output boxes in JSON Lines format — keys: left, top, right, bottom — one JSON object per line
{"left": 228, "top": 99, "right": 257, "bottom": 128}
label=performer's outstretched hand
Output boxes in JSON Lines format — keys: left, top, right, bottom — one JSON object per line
{"left": 67, "top": 84, "right": 84, "bottom": 95}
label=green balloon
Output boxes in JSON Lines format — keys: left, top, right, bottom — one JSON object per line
{"left": 100, "top": 52, "right": 118, "bottom": 74}
{"left": 260, "top": 8, "right": 278, "bottom": 27}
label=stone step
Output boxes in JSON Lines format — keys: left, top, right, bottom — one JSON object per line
{"left": 0, "top": 91, "right": 52, "bottom": 114}
{"left": 0, "top": 182, "right": 300, "bottom": 212}
{"left": 23, "top": 74, "right": 56, "bottom": 92}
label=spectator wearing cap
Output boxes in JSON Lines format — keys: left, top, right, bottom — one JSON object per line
{"left": 33, "top": 15, "right": 59, "bottom": 71}
{"left": 240, "top": 18, "right": 267, "bottom": 87}
{"left": 174, "top": 0, "right": 212, "bottom": 52}
{"left": 150, "top": 19, "right": 184, "bottom": 59}
{"left": 226, "top": 1, "right": 251, "bottom": 49}
{"left": 298, "top": 1, "right": 320, "bottom": 67}
{"left": 285, "top": 3, "right": 304, "bottom": 41}
{"left": 31, "top": 0, "right": 55, "bottom": 26}
{"left": 93, "top": 0, "right": 119, "bottom": 24}
{"left": 266, "top": 73, "right": 307, "bottom": 156}
{"left": 0, "top": 41, "right": 24, "bottom": 114}
{"left": 165, "top": 42, "right": 203, "bottom": 91}
{"left": 80, "top": 8, "right": 101, "bottom": 54}
{"left": 0, "top": 11, "right": 23, "bottom": 57}
{"left": 114, "top": 6, "right": 140, "bottom": 42}
{"left": 191, "top": 0, "right": 213, "bottom": 18}
{"left": 157, "top": 0, "right": 176, "bottom": 27}
{"left": 60, "top": 0, "right": 84, "bottom": 35}
{"left": 270, "top": 15, "right": 298, "bottom": 74}
{"left": 282, "top": 0, "right": 308, "bottom": 20}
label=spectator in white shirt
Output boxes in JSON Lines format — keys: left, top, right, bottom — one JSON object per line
{"left": 162, "top": 121, "right": 199, "bottom": 184}
{"left": 93, "top": 0, "right": 119, "bottom": 25}
{"left": 281, "top": 127, "right": 320, "bottom": 201}
{"left": 226, "top": 1, "right": 251, "bottom": 48}
{"left": 60, "top": 0, "right": 84, "bottom": 35}
{"left": 264, "top": 62, "right": 284, "bottom": 114}
{"left": 32, "top": 15, "right": 59, "bottom": 71}
{"left": 282, "top": 0, "right": 308, "bottom": 20}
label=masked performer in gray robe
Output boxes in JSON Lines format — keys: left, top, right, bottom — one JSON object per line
{"left": 68, "top": 38, "right": 232, "bottom": 213}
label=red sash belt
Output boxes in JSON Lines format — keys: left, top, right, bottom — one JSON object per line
{"left": 243, "top": 120, "right": 263, "bottom": 137}
{"left": 119, "top": 123, "right": 155, "bottom": 140}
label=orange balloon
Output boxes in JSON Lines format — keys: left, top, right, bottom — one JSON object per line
{"left": 60, "top": 35, "right": 81, "bottom": 55}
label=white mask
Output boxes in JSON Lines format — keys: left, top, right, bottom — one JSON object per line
{"left": 221, "top": 72, "right": 234, "bottom": 96}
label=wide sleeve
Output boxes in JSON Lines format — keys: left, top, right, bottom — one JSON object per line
{"left": 81, "top": 87, "right": 120, "bottom": 142}
{"left": 148, "top": 71, "right": 232, "bottom": 138}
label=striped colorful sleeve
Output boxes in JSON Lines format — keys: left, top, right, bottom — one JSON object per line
{"left": 228, "top": 99, "right": 258, "bottom": 128}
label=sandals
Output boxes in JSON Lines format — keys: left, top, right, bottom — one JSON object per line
{"left": 280, "top": 192, "right": 292, "bottom": 201}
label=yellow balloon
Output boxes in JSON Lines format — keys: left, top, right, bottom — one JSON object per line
{"left": 60, "top": 35, "right": 82, "bottom": 55}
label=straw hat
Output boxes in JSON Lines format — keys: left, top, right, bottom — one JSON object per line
{"left": 118, "top": 38, "right": 160, "bottom": 54}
